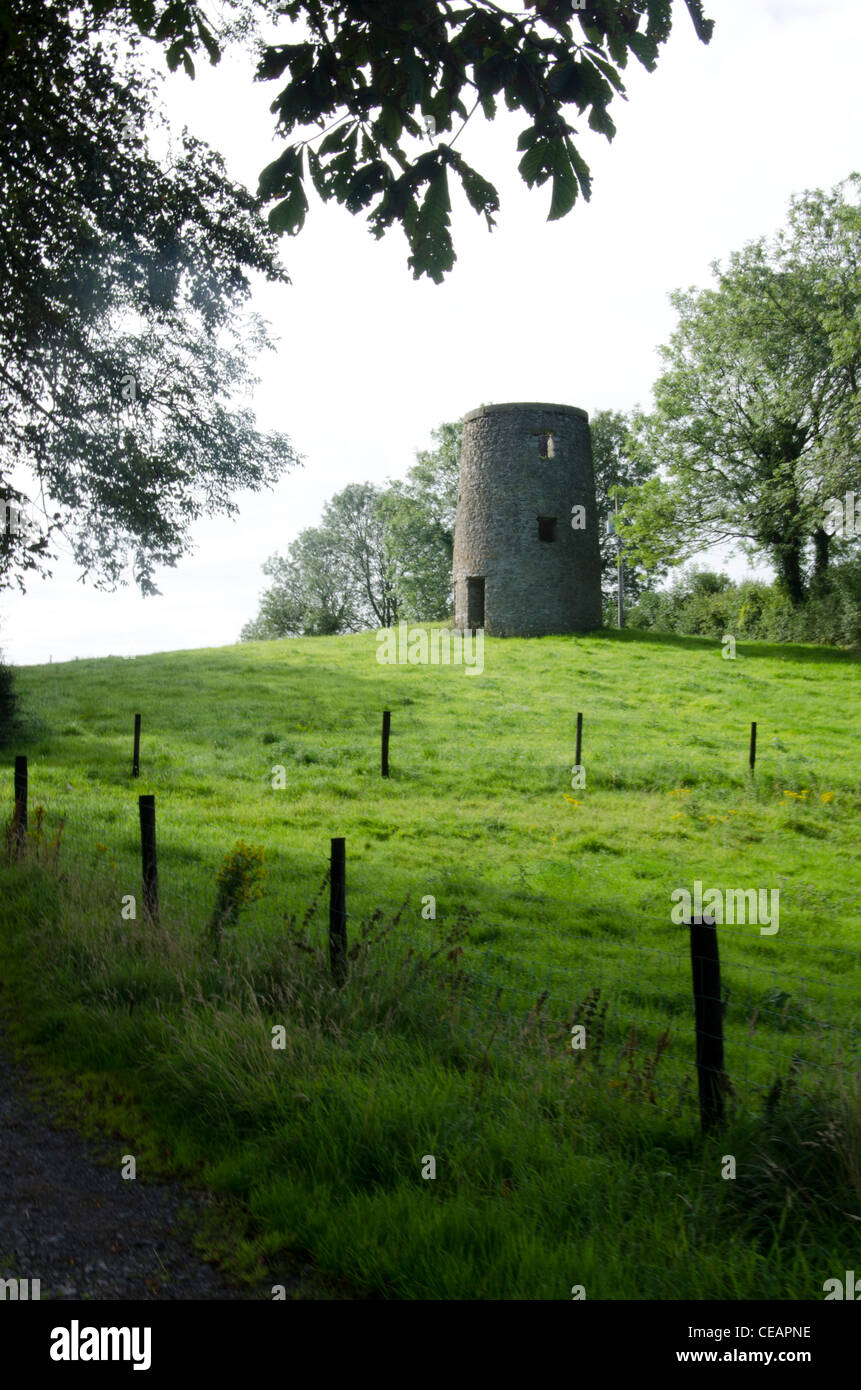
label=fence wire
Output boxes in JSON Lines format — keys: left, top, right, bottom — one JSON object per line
{"left": 4, "top": 796, "right": 859, "bottom": 1120}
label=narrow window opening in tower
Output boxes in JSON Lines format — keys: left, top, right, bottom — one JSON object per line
{"left": 537, "top": 432, "right": 555, "bottom": 459}
{"left": 538, "top": 516, "right": 557, "bottom": 542}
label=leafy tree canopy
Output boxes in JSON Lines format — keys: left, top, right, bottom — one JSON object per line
{"left": 0, "top": 0, "right": 300, "bottom": 594}
{"left": 379, "top": 420, "right": 460, "bottom": 621}
{"left": 59, "top": 0, "right": 715, "bottom": 282}
{"left": 588, "top": 407, "right": 658, "bottom": 604}
{"left": 617, "top": 175, "right": 861, "bottom": 607}
{"left": 242, "top": 481, "right": 399, "bottom": 638}
{"left": 240, "top": 529, "right": 359, "bottom": 637}
{"left": 242, "top": 421, "right": 461, "bottom": 638}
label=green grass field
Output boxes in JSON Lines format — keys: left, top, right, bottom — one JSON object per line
{"left": 1, "top": 626, "right": 858, "bottom": 1299}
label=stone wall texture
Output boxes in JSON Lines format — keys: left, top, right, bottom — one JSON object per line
{"left": 453, "top": 402, "right": 603, "bottom": 636}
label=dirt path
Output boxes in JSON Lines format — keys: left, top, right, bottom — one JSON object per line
{"left": 0, "top": 1020, "right": 315, "bottom": 1301}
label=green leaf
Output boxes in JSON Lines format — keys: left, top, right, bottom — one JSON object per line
{"left": 548, "top": 146, "right": 578, "bottom": 221}
{"left": 422, "top": 165, "right": 451, "bottom": 226}
{"left": 344, "top": 161, "right": 391, "bottom": 214}
{"left": 547, "top": 59, "right": 585, "bottom": 104}
{"left": 318, "top": 122, "right": 354, "bottom": 156}
{"left": 376, "top": 103, "right": 404, "bottom": 146}
{"left": 129, "top": 0, "right": 156, "bottom": 31}
{"left": 518, "top": 136, "right": 553, "bottom": 187}
{"left": 446, "top": 150, "right": 499, "bottom": 229}
{"left": 165, "top": 39, "right": 186, "bottom": 73}
{"left": 319, "top": 127, "right": 360, "bottom": 201}
{"left": 402, "top": 55, "right": 426, "bottom": 107}
{"left": 427, "top": 89, "right": 453, "bottom": 132}
{"left": 479, "top": 88, "right": 497, "bottom": 121}
{"left": 588, "top": 104, "right": 616, "bottom": 139}
{"left": 645, "top": 0, "right": 675, "bottom": 45}
{"left": 585, "top": 50, "right": 627, "bottom": 96}
{"left": 369, "top": 176, "right": 410, "bottom": 235}
{"left": 628, "top": 31, "right": 660, "bottom": 72}
{"left": 257, "top": 147, "right": 300, "bottom": 201}
{"left": 683, "top": 0, "right": 716, "bottom": 44}
{"left": 567, "top": 139, "right": 593, "bottom": 201}
{"left": 197, "top": 19, "right": 221, "bottom": 66}
{"left": 256, "top": 44, "right": 315, "bottom": 83}
{"left": 517, "top": 122, "right": 540, "bottom": 153}
{"left": 268, "top": 183, "right": 309, "bottom": 236}
{"left": 574, "top": 58, "right": 614, "bottom": 113}
{"left": 306, "top": 147, "right": 325, "bottom": 199}
{"left": 407, "top": 175, "right": 455, "bottom": 284}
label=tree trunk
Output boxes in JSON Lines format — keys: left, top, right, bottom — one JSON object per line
{"left": 813, "top": 526, "right": 830, "bottom": 578}
{"left": 775, "top": 540, "right": 806, "bottom": 607}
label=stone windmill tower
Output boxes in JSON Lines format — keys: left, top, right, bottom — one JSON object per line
{"left": 452, "top": 402, "right": 602, "bottom": 636}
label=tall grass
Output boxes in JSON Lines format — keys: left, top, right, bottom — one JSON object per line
{"left": 0, "top": 627, "right": 858, "bottom": 1297}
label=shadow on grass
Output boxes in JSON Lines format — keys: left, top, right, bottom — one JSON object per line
{"left": 588, "top": 626, "right": 858, "bottom": 664}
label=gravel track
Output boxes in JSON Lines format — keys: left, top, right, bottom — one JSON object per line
{"left": 0, "top": 1019, "right": 316, "bottom": 1301}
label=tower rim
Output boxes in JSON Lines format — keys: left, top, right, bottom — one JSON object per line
{"left": 462, "top": 401, "right": 589, "bottom": 424}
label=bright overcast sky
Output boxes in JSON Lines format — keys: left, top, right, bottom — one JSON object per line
{"left": 4, "top": 0, "right": 860, "bottom": 665}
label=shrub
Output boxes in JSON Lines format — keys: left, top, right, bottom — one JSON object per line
{"left": 626, "top": 564, "right": 861, "bottom": 648}
{"left": 207, "top": 841, "right": 267, "bottom": 954}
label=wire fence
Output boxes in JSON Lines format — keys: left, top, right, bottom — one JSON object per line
{"left": 421, "top": 928, "right": 860, "bottom": 1107}
{"left": 5, "top": 768, "right": 859, "bottom": 1130}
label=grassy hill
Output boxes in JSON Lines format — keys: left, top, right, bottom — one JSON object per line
{"left": 0, "top": 627, "right": 858, "bottom": 1298}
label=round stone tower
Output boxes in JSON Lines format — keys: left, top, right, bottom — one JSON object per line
{"left": 453, "top": 402, "right": 602, "bottom": 636}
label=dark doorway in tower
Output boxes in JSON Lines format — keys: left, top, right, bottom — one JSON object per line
{"left": 466, "top": 576, "right": 485, "bottom": 629}
{"left": 537, "top": 516, "right": 557, "bottom": 542}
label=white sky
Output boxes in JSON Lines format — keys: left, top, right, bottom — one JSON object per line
{"left": 4, "top": 0, "right": 860, "bottom": 664}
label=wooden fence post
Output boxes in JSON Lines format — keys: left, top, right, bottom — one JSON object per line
{"left": 688, "top": 915, "right": 726, "bottom": 1133}
{"left": 749, "top": 721, "right": 757, "bottom": 772}
{"left": 575, "top": 712, "right": 583, "bottom": 770}
{"left": 329, "top": 837, "right": 346, "bottom": 984}
{"left": 138, "top": 794, "right": 159, "bottom": 923}
{"left": 14, "top": 755, "right": 27, "bottom": 850}
{"left": 132, "top": 714, "right": 141, "bottom": 778}
{"left": 381, "top": 710, "right": 391, "bottom": 779}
